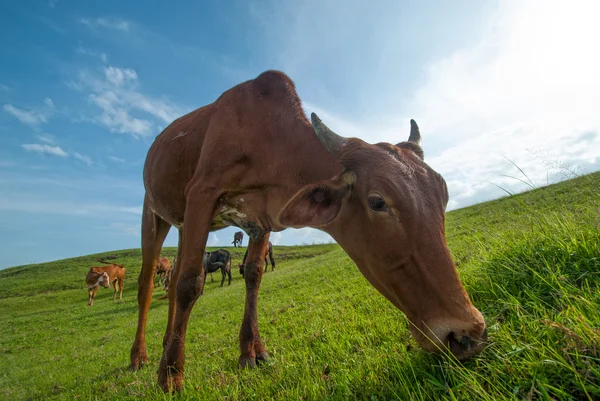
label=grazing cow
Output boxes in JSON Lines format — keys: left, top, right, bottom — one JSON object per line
{"left": 129, "top": 70, "right": 487, "bottom": 392}
{"left": 163, "top": 258, "right": 175, "bottom": 292}
{"left": 203, "top": 249, "right": 232, "bottom": 288}
{"left": 155, "top": 257, "right": 172, "bottom": 289}
{"left": 86, "top": 263, "right": 125, "bottom": 306}
{"left": 240, "top": 241, "right": 275, "bottom": 275}
{"left": 232, "top": 231, "right": 244, "bottom": 247}
{"left": 157, "top": 262, "right": 176, "bottom": 301}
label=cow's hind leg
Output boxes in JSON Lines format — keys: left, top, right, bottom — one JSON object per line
{"left": 113, "top": 279, "right": 118, "bottom": 300}
{"left": 220, "top": 267, "right": 226, "bottom": 287}
{"left": 119, "top": 277, "right": 124, "bottom": 300}
{"left": 239, "top": 233, "right": 271, "bottom": 368}
{"left": 129, "top": 197, "right": 171, "bottom": 371}
{"left": 158, "top": 186, "right": 217, "bottom": 392}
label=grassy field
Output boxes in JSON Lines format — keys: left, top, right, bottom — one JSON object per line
{"left": 1, "top": 172, "right": 599, "bottom": 400}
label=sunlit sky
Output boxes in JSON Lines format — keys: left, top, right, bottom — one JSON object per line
{"left": 1, "top": 0, "right": 598, "bottom": 269}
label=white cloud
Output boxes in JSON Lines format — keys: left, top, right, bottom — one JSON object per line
{"left": 78, "top": 17, "right": 130, "bottom": 32}
{"left": 70, "top": 66, "right": 186, "bottom": 137}
{"left": 43, "top": 98, "right": 54, "bottom": 109}
{"left": 90, "top": 90, "right": 153, "bottom": 136}
{"left": 109, "top": 222, "right": 140, "bottom": 237}
{"left": 22, "top": 143, "right": 68, "bottom": 157}
{"left": 118, "top": 205, "right": 143, "bottom": 215}
{"left": 74, "top": 152, "right": 93, "bottom": 166}
{"left": 108, "top": 155, "right": 125, "bottom": 163}
{"left": 3, "top": 104, "right": 50, "bottom": 127}
{"left": 207, "top": 233, "right": 218, "bottom": 246}
{"left": 36, "top": 134, "right": 55, "bottom": 144}
{"left": 291, "top": 228, "right": 335, "bottom": 245}
{"left": 0, "top": 197, "right": 142, "bottom": 217}
{"left": 3, "top": 97, "right": 55, "bottom": 129}
{"left": 104, "top": 66, "right": 137, "bottom": 86}
{"left": 270, "top": 232, "right": 282, "bottom": 245}
{"left": 75, "top": 46, "right": 108, "bottom": 63}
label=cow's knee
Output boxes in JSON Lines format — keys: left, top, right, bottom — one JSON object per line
{"left": 176, "top": 272, "right": 203, "bottom": 310}
{"left": 243, "top": 261, "right": 263, "bottom": 287}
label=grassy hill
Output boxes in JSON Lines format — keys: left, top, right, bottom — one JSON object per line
{"left": 0, "top": 172, "right": 599, "bottom": 400}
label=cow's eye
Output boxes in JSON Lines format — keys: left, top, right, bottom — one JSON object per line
{"left": 368, "top": 196, "right": 388, "bottom": 212}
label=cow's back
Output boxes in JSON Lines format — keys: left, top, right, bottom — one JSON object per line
{"left": 143, "top": 70, "right": 341, "bottom": 230}
{"left": 209, "top": 249, "right": 230, "bottom": 265}
{"left": 88, "top": 264, "right": 125, "bottom": 281}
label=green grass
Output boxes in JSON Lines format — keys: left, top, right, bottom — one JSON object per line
{"left": 1, "top": 171, "right": 599, "bottom": 400}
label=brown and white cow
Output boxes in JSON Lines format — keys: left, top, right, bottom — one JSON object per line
{"left": 86, "top": 263, "right": 125, "bottom": 306}
{"left": 129, "top": 70, "right": 487, "bottom": 392}
{"left": 155, "top": 256, "right": 171, "bottom": 289}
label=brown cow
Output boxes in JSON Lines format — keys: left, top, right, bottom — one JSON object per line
{"left": 155, "top": 257, "right": 172, "bottom": 289}
{"left": 232, "top": 231, "right": 244, "bottom": 247}
{"left": 239, "top": 241, "right": 275, "bottom": 275}
{"left": 86, "top": 263, "right": 125, "bottom": 306}
{"left": 129, "top": 70, "right": 487, "bottom": 392}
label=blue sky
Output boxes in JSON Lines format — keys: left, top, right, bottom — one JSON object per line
{"left": 1, "top": 0, "right": 599, "bottom": 269}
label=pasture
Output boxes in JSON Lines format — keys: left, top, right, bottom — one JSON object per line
{"left": 0, "top": 171, "right": 599, "bottom": 400}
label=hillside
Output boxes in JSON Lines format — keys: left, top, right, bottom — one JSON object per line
{"left": 0, "top": 171, "right": 599, "bottom": 400}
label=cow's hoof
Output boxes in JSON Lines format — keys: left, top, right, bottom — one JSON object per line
{"left": 239, "top": 357, "right": 257, "bottom": 369}
{"left": 256, "top": 351, "right": 270, "bottom": 363}
{"left": 158, "top": 368, "right": 183, "bottom": 393}
{"left": 158, "top": 375, "right": 183, "bottom": 393}
{"left": 129, "top": 355, "right": 149, "bottom": 371}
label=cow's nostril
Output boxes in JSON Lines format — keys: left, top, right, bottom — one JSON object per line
{"left": 447, "top": 332, "right": 470, "bottom": 351}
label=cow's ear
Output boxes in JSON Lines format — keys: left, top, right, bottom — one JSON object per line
{"left": 278, "top": 172, "right": 354, "bottom": 228}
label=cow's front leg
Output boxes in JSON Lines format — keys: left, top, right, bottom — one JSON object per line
{"left": 239, "top": 233, "right": 271, "bottom": 368}
{"left": 158, "top": 187, "right": 216, "bottom": 392}
{"left": 88, "top": 287, "right": 97, "bottom": 306}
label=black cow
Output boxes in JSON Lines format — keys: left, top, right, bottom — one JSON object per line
{"left": 239, "top": 241, "right": 275, "bottom": 276}
{"left": 203, "top": 249, "right": 232, "bottom": 287}
{"left": 232, "top": 231, "right": 244, "bottom": 247}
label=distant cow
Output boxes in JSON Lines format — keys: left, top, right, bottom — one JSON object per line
{"left": 155, "top": 257, "right": 172, "bottom": 289}
{"left": 232, "top": 231, "right": 244, "bottom": 247}
{"left": 86, "top": 262, "right": 125, "bottom": 306}
{"left": 203, "top": 249, "right": 232, "bottom": 288}
{"left": 157, "top": 261, "right": 176, "bottom": 301}
{"left": 163, "top": 258, "right": 175, "bottom": 292}
{"left": 239, "top": 241, "right": 275, "bottom": 276}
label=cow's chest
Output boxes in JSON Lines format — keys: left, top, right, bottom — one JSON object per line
{"left": 213, "top": 199, "right": 266, "bottom": 240}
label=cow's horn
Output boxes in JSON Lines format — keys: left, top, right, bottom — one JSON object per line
{"left": 408, "top": 119, "right": 421, "bottom": 145}
{"left": 311, "top": 113, "right": 347, "bottom": 157}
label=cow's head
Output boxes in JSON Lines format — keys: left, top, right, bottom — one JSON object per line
{"left": 100, "top": 272, "right": 110, "bottom": 288}
{"left": 279, "top": 113, "right": 487, "bottom": 360}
